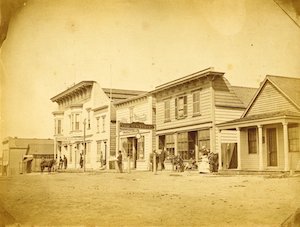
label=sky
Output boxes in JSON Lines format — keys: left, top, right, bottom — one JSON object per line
{"left": 1, "top": 0, "right": 300, "bottom": 144}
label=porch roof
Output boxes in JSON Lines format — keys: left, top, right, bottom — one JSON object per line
{"left": 217, "top": 110, "right": 300, "bottom": 129}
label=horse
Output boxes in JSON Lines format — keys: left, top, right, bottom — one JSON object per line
{"left": 40, "top": 159, "right": 56, "bottom": 173}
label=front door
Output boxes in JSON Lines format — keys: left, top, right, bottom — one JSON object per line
{"left": 267, "top": 128, "right": 277, "bottom": 166}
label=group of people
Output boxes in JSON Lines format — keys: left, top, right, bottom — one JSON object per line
{"left": 58, "top": 155, "right": 68, "bottom": 170}
{"left": 149, "top": 149, "right": 166, "bottom": 171}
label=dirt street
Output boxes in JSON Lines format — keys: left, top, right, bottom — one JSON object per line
{"left": 0, "top": 171, "right": 299, "bottom": 226}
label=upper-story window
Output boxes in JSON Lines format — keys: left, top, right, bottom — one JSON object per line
{"left": 75, "top": 114, "right": 80, "bottom": 130}
{"left": 193, "top": 91, "right": 201, "bottom": 116}
{"left": 96, "top": 117, "right": 100, "bottom": 133}
{"left": 175, "top": 95, "right": 187, "bottom": 119}
{"left": 164, "top": 100, "right": 170, "bottom": 122}
{"left": 57, "top": 119, "right": 62, "bottom": 134}
{"left": 102, "top": 115, "right": 106, "bottom": 132}
{"left": 71, "top": 113, "right": 80, "bottom": 131}
{"left": 248, "top": 128, "right": 257, "bottom": 154}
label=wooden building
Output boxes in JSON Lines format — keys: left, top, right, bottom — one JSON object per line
{"left": 50, "top": 81, "right": 145, "bottom": 170}
{"left": 1, "top": 137, "right": 54, "bottom": 176}
{"left": 151, "top": 68, "right": 256, "bottom": 168}
{"left": 115, "top": 93, "right": 156, "bottom": 170}
{"left": 218, "top": 75, "right": 300, "bottom": 172}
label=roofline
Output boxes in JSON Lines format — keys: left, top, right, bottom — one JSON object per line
{"left": 50, "top": 81, "right": 95, "bottom": 102}
{"left": 151, "top": 67, "right": 224, "bottom": 94}
{"left": 114, "top": 92, "right": 150, "bottom": 105}
{"left": 242, "top": 75, "right": 300, "bottom": 117}
{"left": 217, "top": 115, "right": 300, "bottom": 130}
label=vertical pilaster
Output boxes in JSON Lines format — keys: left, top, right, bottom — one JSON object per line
{"left": 174, "top": 133, "right": 178, "bottom": 156}
{"left": 218, "top": 129, "right": 222, "bottom": 170}
{"left": 236, "top": 127, "right": 242, "bottom": 170}
{"left": 283, "top": 122, "right": 289, "bottom": 171}
{"left": 258, "top": 125, "right": 264, "bottom": 170}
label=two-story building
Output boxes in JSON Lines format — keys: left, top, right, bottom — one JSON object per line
{"left": 218, "top": 75, "right": 300, "bottom": 172}
{"left": 115, "top": 93, "right": 156, "bottom": 171}
{"left": 151, "top": 68, "right": 256, "bottom": 168}
{"left": 50, "top": 81, "right": 145, "bottom": 170}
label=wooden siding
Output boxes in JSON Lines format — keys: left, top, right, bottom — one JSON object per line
{"left": 240, "top": 129, "right": 259, "bottom": 170}
{"left": 246, "top": 81, "right": 299, "bottom": 116}
{"left": 215, "top": 107, "right": 244, "bottom": 124}
{"left": 156, "top": 88, "right": 212, "bottom": 131}
{"left": 220, "top": 130, "right": 238, "bottom": 143}
{"left": 110, "top": 121, "right": 116, "bottom": 157}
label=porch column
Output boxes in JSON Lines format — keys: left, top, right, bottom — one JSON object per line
{"left": 174, "top": 133, "right": 178, "bottom": 156}
{"left": 156, "top": 135, "right": 159, "bottom": 151}
{"left": 236, "top": 127, "right": 242, "bottom": 170}
{"left": 218, "top": 129, "right": 222, "bottom": 170}
{"left": 258, "top": 125, "right": 264, "bottom": 170}
{"left": 283, "top": 122, "right": 290, "bottom": 171}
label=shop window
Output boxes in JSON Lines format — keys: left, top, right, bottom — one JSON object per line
{"left": 137, "top": 136, "right": 145, "bottom": 159}
{"left": 175, "top": 95, "right": 187, "bottom": 119}
{"left": 288, "top": 124, "right": 299, "bottom": 152}
{"left": 248, "top": 128, "right": 257, "bottom": 154}
{"left": 177, "top": 132, "right": 188, "bottom": 160}
{"left": 96, "top": 141, "right": 102, "bottom": 162}
{"left": 164, "top": 100, "right": 170, "bottom": 122}
{"left": 198, "top": 129, "right": 210, "bottom": 151}
{"left": 165, "top": 134, "right": 175, "bottom": 157}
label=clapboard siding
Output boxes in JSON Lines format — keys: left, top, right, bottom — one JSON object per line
{"left": 156, "top": 88, "right": 212, "bottom": 131}
{"left": 247, "top": 81, "right": 299, "bottom": 116}
{"left": 215, "top": 107, "right": 244, "bottom": 124}
{"left": 240, "top": 129, "right": 259, "bottom": 170}
{"left": 110, "top": 121, "right": 116, "bottom": 156}
{"left": 220, "top": 130, "right": 238, "bottom": 143}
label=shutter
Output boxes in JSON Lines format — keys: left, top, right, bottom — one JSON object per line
{"left": 175, "top": 98, "right": 178, "bottom": 119}
{"left": 183, "top": 96, "right": 187, "bottom": 116}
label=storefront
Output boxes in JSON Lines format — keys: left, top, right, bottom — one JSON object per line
{"left": 118, "top": 122, "right": 155, "bottom": 171}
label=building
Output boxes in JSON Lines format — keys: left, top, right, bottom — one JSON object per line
{"left": 151, "top": 67, "right": 256, "bottom": 168}
{"left": 50, "top": 81, "right": 145, "bottom": 170}
{"left": 1, "top": 137, "right": 54, "bottom": 176}
{"left": 115, "top": 93, "right": 156, "bottom": 171}
{"left": 218, "top": 75, "right": 300, "bottom": 172}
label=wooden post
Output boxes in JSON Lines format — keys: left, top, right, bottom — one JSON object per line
{"left": 153, "top": 152, "right": 157, "bottom": 175}
{"left": 83, "top": 119, "right": 86, "bottom": 172}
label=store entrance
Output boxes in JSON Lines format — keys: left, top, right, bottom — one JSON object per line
{"left": 127, "top": 137, "right": 138, "bottom": 169}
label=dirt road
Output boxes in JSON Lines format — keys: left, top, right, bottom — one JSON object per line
{"left": 0, "top": 171, "right": 299, "bottom": 226}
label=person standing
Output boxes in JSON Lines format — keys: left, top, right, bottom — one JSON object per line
{"left": 59, "top": 157, "right": 63, "bottom": 169}
{"left": 117, "top": 150, "right": 123, "bottom": 173}
{"left": 159, "top": 148, "right": 166, "bottom": 170}
{"left": 63, "top": 155, "right": 68, "bottom": 169}
{"left": 79, "top": 154, "right": 83, "bottom": 168}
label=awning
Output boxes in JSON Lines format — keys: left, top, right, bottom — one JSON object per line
{"left": 23, "top": 155, "right": 33, "bottom": 162}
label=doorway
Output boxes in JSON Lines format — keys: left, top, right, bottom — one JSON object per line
{"left": 221, "top": 143, "right": 238, "bottom": 169}
{"left": 267, "top": 128, "right": 277, "bottom": 166}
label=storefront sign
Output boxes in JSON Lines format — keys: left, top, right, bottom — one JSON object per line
{"left": 120, "top": 122, "right": 155, "bottom": 130}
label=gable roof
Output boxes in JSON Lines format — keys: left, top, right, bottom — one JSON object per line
{"left": 242, "top": 75, "right": 300, "bottom": 117}
{"left": 231, "top": 86, "right": 257, "bottom": 107}
{"left": 102, "top": 88, "right": 146, "bottom": 102}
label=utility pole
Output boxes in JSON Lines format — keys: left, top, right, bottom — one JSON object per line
{"left": 83, "top": 119, "right": 86, "bottom": 172}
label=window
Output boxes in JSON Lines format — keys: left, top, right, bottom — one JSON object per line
{"left": 193, "top": 91, "right": 200, "bottom": 115}
{"left": 164, "top": 100, "right": 171, "bottom": 122}
{"left": 102, "top": 115, "right": 106, "bottom": 132}
{"left": 198, "top": 129, "right": 210, "bottom": 151}
{"left": 288, "top": 124, "right": 299, "bottom": 152}
{"left": 96, "top": 117, "right": 100, "bottom": 133}
{"left": 165, "top": 134, "right": 175, "bottom": 157}
{"left": 248, "top": 128, "right": 257, "bottom": 154}
{"left": 177, "top": 132, "right": 188, "bottom": 160}
{"left": 57, "top": 119, "right": 62, "bottom": 134}
{"left": 175, "top": 96, "right": 187, "bottom": 119}
{"left": 75, "top": 114, "right": 80, "bottom": 130}
{"left": 137, "top": 136, "right": 145, "bottom": 159}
